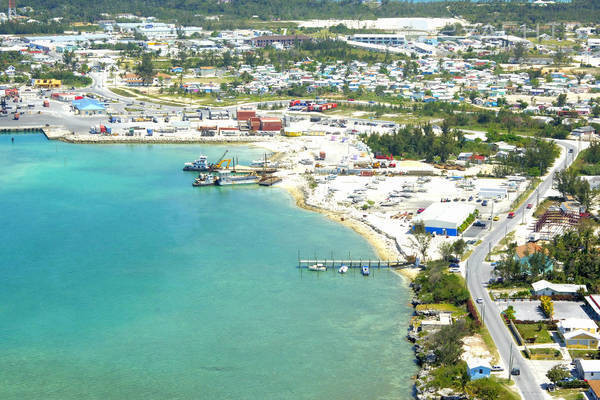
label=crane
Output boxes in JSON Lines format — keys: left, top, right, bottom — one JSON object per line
{"left": 210, "top": 150, "right": 229, "bottom": 170}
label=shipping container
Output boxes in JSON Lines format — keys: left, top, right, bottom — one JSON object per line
{"left": 237, "top": 108, "right": 256, "bottom": 121}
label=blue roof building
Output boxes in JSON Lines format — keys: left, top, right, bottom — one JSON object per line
{"left": 72, "top": 98, "right": 106, "bottom": 115}
{"left": 466, "top": 359, "right": 491, "bottom": 380}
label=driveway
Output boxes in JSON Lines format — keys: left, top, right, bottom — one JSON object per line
{"left": 497, "top": 300, "right": 591, "bottom": 321}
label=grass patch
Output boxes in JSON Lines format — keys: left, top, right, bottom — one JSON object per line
{"left": 479, "top": 325, "right": 501, "bottom": 364}
{"left": 528, "top": 347, "right": 562, "bottom": 360}
{"left": 534, "top": 198, "right": 560, "bottom": 218}
{"left": 109, "top": 88, "right": 137, "bottom": 98}
{"left": 569, "top": 349, "right": 600, "bottom": 360}
{"left": 510, "top": 178, "right": 541, "bottom": 212}
{"left": 415, "top": 303, "right": 465, "bottom": 316}
{"left": 515, "top": 323, "right": 553, "bottom": 344}
{"left": 550, "top": 388, "right": 587, "bottom": 400}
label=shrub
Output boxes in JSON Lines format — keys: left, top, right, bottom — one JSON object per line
{"left": 556, "top": 380, "right": 588, "bottom": 389}
{"left": 540, "top": 296, "right": 554, "bottom": 319}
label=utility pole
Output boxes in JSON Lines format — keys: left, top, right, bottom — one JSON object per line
{"left": 508, "top": 341, "right": 514, "bottom": 381}
{"left": 481, "top": 302, "right": 486, "bottom": 325}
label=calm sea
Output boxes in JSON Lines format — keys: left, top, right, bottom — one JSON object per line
{"left": 0, "top": 134, "right": 416, "bottom": 399}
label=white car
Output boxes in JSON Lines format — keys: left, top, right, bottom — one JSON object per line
{"left": 476, "top": 297, "right": 483, "bottom": 304}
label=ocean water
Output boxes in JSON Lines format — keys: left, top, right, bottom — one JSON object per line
{"left": 0, "top": 134, "right": 416, "bottom": 400}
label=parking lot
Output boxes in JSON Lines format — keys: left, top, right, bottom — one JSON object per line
{"left": 497, "top": 300, "right": 592, "bottom": 321}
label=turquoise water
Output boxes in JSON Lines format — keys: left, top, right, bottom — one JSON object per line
{"left": 0, "top": 134, "right": 416, "bottom": 400}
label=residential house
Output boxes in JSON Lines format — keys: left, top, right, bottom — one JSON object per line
{"left": 563, "top": 330, "right": 600, "bottom": 349}
{"left": 558, "top": 318, "right": 598, "bottom": 335}
{"left": 514, "top": 242, "right": 553, "bottom": 272}
{"left": 576, "top": 359, "right": 600, "bottom": 380}
{"left": 466, "top": 359, "right": 491, "bottom": 380}
{"left": 531, "top": 280, "right": 587, "bottom": 296}
{"left": 4, "top": 65, "right": 15, "bottom": 76}
{"left": 153, "top": 72, "right": 172, "bottom": 86}
{"left": 571, "top": 125, "right": 596, "bottom": 139}
{"left": 32, "top": 79, "right": 60, "bottom": 88}
{"left": 589, "top": 380, "right": 600, "bottom": 400}
{"left": 122, "top": 73, "right": 143, "bottom": 86}
{"left": 585, "top": 294, "right": 600, "bottom": 319}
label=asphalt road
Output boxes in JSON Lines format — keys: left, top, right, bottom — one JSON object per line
{"left": 466, "top": 139, "right": 582, "bottom": 399}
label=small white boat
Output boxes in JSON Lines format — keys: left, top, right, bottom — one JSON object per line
{"left": 308, "top": 263, "right": 327, "bottom": 271}
{"left": 338, "top": 265, "right": 348, "bottom": 274}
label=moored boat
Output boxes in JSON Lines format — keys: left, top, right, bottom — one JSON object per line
{"left": 192, "top": 173, "right": 216, "bottom": 187}
{"left": 308, "top": 263, "right": 327, "bottom": 271}
{"left": 338, "top": 265, "right": 348, "bottom": 274}
{"left": 361, "top": 265, "right": 370, "bottom": 276}
{"left": 214, "top": 170, "right": 260, "bottom": 186}
{"left": 183, "top": 155, "right": 210, "bottom": 171}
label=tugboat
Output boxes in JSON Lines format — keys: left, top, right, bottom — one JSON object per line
{"left": 183, "top": 155, "right": 210, "bottom": 171}
{"left": 361, "top": 265, "right": 370, "bottom": 276}
{"left": 192, "top": 173, "right": 216, "bottom": 187}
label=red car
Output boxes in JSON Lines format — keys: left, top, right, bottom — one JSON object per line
{"left": 417, "top": 208, "right": 425, "bottom": 214}
{"left": 526, "top": 203, "right": 533, "bottom": 209}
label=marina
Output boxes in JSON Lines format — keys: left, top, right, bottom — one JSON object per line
{"left": 297, "top": 258, "right": 406, "bottom": 269}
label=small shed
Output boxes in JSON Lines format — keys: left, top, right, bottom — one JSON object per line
{"left": 466, "top": 358, "right": 491, "bottom": 380}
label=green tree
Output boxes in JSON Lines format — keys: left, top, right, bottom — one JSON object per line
{"left": 438, "top": 241, "right": 454, "bottom": 261}
{"left": 135, "top": 52, "right": 154, "bottom": 87}
{"left": 546, "top": 365, "right": 570, "bottom": 383}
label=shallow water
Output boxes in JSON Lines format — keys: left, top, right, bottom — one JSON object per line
{"left": 0, "top": 134, "right": 416, "bottom": 399}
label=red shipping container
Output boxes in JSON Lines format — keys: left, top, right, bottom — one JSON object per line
{"left": 237, "top": 109, "right": 256, "bottom": 121}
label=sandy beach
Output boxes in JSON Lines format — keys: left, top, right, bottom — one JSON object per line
{"left": 281, "top": 181, "right": 420, "bottom": 281}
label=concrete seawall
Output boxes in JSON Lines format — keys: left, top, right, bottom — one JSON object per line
{"left": 0, "top": 125, "right": 275, "bottom": 145}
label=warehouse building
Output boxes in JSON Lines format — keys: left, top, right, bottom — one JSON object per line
{"left": 413, "top": 203, "right": 476, "bottom": 236}
{"left": 249, "top": 35, "right": 311, "bottom": 48}
{"left": 348, "top": 34, "right": 406, "bottom": 46}
{"left": 478, "top": 187, "right": 507, "bottom": 199}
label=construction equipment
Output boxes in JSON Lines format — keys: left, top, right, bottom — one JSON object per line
{"left": 213, "top": 150, "right": 228, "bottom": 165}
{"left": 214, "top": 159, "right": 232, "bottom": 169}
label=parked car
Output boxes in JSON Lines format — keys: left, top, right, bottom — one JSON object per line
{"left": 493, "top": 216, "right": 499, "bottom": 221}
{"left": 417, "top": 208, "right": 425, "bottom": 214}
{"left": 491, "top": 365, "right": 504, "bottom": 372}
{"left": 507, "top": 212, "right": 515, "bottom": 218}
{"left": 527, "top": 203, "right": 533, "bottom": 209}
{"left": 449, "top": 263, "right": 460, "bottom": 268}
{"left": 476, "top": 297, "right": 483, "bottom": 304}
{"left": 511, "top": 367, "right": 520, "bottom": 376}
{"left": 473, "top": 221, "right": 486, "bottom": 228}
{"left": 482, "top": 200, "right": 488, "bottom": 206}
{"left": 448, "top": 257, "right": 460, "bottom": 263}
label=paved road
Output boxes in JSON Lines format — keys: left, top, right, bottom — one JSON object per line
{"left": 466, "top": 139, "right": 582, "bottom": 399}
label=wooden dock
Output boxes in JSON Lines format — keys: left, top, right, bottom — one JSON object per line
{"left": 297, "top": 259, "right": 407, "bottom": 269}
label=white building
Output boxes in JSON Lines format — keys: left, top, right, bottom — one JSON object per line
{"left": 576, "top": 359, "right": 600, "bottom": 380}
{"left": 413, "top": 202, "right": 476, "bottom": 236}
{"left": 532, "top": 280, "right": 587, "bottom": 296}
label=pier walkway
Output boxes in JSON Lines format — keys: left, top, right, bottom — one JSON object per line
{"left": 297, "top": 258, "right": 409, "bottom": 269}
